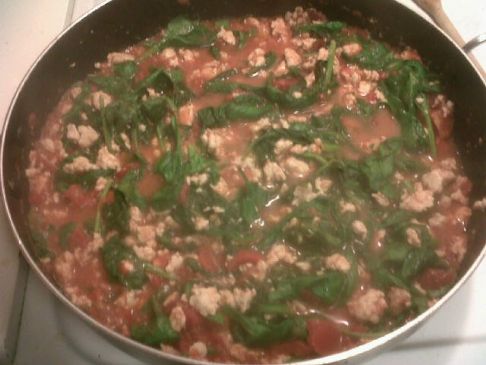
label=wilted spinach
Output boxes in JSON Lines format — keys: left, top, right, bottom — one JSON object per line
{"left": 131, "top": 315, "right": 179, "bottom": 346}
{"left": 294, "top": 21, "right": 345, "bottom": 36}
{"left": 380, "top": 60, "right": 440, "bottom": 154}
{"left": 198, "top": 94, "right": 274, "bottom": 128}
{"left": 342, "top": 37, "right": 396, "bottom": 70}
{"left": 54, "top": 159, "right": 113, "bottom": 192}
{"left": 226, "top": 307, "right": 307, "bottom": 347}
{"left": 101, "top": 236, "right": 148, "bottom": 289}
{"left": 130, "top": 294, "right": 179, "bottom": 345}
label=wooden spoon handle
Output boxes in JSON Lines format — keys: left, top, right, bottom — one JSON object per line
{"left": 412, "top": 0, "right": 485, "bottom": 79}
{"left": 413, "top": 0, "right": 465, "bottom": 46}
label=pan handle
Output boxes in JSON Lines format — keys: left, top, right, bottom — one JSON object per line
{"left": 463, "top": 34, "right": 486, "bottom": 53}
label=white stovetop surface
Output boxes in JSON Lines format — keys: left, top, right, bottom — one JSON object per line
{"left": 1, "top": 1, "right": 485, "bottom": 364}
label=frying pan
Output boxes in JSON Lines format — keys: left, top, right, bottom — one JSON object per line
{"left": 1, "top": 0, "right": 486, "bottom": 364}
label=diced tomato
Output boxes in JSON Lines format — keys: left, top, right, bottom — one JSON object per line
{"left": 458, "top": 177, "right": 473, "bottom": 195}
{"left": 227, "top": 249, "right": 264, "bottom": 271}
{"left": 177, "top": 265, "right": 196, "bottom": 282}
{"left": 29, "top": 190, "right": 47, "bottom": 206}
{"left": 180, "top": 303, "right": 205, "bottom": 328}
{"left": 198, "top": 245, "right": 223, "bottom": 273}
{"left": 153, "top": 251, "right": 171, "bottom": 268}
{"left": 63, "top": 184, "right": 97, "bottom": 208}
{"left": 148, "top": 274, "right": 163, "bottom": 287}
{"left": 69, "top": 225, "right": 90, "bottom": 249}
{"left": 418, "top": 268, "right": 456, "bottom": 290}
{"left": 436, "top": 138, "right": 457, "bottom": 160}
{"left": 274, "top": 77, "right": 299, "bottom": 90}
{"left": 307, "top": 319, "right": 343, "bottom": 356}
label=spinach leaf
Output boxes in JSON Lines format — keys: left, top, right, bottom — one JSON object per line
{"left": 54, "top": 165, "right": 113, "bottom": 192}
{"left": 401, "top": 247, "right": 443, "bottom": 279}
{"left": 186, "top": 146, "right": 219, "bottom": 182}
{"left": 264, "top": 80, "right": 318, "bottom": 110}
{"left": 102, "top": 190, "right": 130, "bottom": 235}
{"left": 155, "top": 149, "right": 184, "bottom": 183}
{"left": 151, "top": 183, "right": 182, "bottom": 212}
{"left": 223, "top": 94, "right": 272, "bottom": 120}
{"left": 172, "top": 184, "right": 227, "bottom": 232}
{"left": 204, "top": 69, "right": 261, "bottom": 94}
{"left": 30, "top": 230, "right": 52, "bottom": 259}
{"left": 294, "top": 21, "right": 345, "bottom": 36}
{"left": 343, "top": 38, "right": 396, "bottom": 70}
{"left": 117, "top": 169, "right": 147, "bottom": 209}
{"left": 157, "top": 17, "right": 217, "bottom": 50}
{"left": 369, "top": 262, "right": 408, "bottom": 289}
{"left": 318, "top": 40, "right": 337, "bottom": 92}
{"left": 251, "top": 108, "right": 349, "bottom": 164}
{"left": 152, "top": 118, "right": 184, "bottom": 210}
{"left": 310, "top": 108, "right": 350, "bottom": 144}
{"left": 185, "top": 257, "right": 208, "bottom": 274}
{"left": 254, "top": 303, "right": 291, "bottom": 315}
{"left": 142, "top": 95, "right": 174, "bottom": 123}
{"left": 89, "top": 74, "right": 130, "bottom": 98}
{"left": 198, "top": 94, "right": 273, "bottom": 128}
{"left": 246, "top": 52, "right": 277, "bottom": 76}
{"left": 281, "top": 201, "right": 347, "bottom": 249}
{"left": 235, "top": 29, "right": 255, "bottom": 48}
{"left": 152, "top": 118, "right": 219, "bottom": 211}
{"left": 131, "top": 316, "right": 179, "bottom": 346}
{"left": 263, "top": 46, "right": 337, "bottom": 110}
{"left": 94, "top": 178, "right": 113, "bottom": 235}
{"left": 113, "top": 61, "right": 138, "bottom": 80}
{"left": 137, "top": 68, "right": 192, "bottom": 107}
{"left": 415, "top": 95, "right": 437, "bottom": 157}
{"left": 215, "top": 19, "right": 231, "bottom": 30}
{"left": 383, "top": 243, "right": 410, "bottom": 263}
{"left": 268, "top": 281, "right": 299, "bottom": 303}
{"left": 101, "top": 96, "right": 145, "bottom": 143}
{"left": 101, "top": 236, "right": 148, "bottom": 289}
{"left": 204, "top": 69, "right": 240, "bottom": 93}
{"left": 226, "top": 308, "right": 306, "bottom": 347}
{"left": 380, "top": 60, "right": 440, "bottom": 153}
{"left": 266, "top": 262, "right": 355, "bottom": 306}
{"left": 239, "top": 182, "right": 269, "bottom": 225}
{"left": 210, "top": 44, "right": 221, "bottom": 59}
{"left": 359, "top": 138, "right": 401, "bottom": 195}
{"left": 311, "top": 271, "right": 347, "bottom": 305}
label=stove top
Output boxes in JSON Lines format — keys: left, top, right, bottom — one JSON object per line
{"left": 1, "top": 1, "right": 485, "bottom": 364}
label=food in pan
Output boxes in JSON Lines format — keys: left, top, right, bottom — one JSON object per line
{"left": 25, "top": 7, "right": 473, "bottom": 363}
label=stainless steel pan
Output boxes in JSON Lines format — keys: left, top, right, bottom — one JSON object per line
{"left": 1, "top": 0, "right": 486, "bottom": 364}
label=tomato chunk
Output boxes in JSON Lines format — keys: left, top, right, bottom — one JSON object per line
{"left": 69, "top": 225, "right": 90, "bottom": 249}
{"left": 198, "top": 245, "right": 223, "bottom": 273}
{"left": 63, "top": 184, "right": 97, "bottom": 208}
{"left": 227, "top": 249, "right": 264, "bottom": 271}
{"left": 418, "top": 268, "right": 456, "bottom": 290}
{"left": 307, "top": 319, "right": 343, "bottom": 356}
